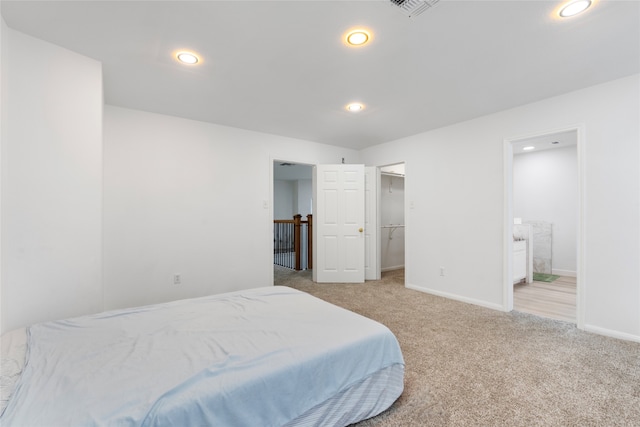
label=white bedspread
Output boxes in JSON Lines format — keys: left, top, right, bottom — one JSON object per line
{"left": 1, "top": 286, "right": 404, "bottom": 426}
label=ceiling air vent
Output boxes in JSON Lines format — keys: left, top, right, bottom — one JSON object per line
{"left": 389, "top": 0, "right": 440, "bottom": 18}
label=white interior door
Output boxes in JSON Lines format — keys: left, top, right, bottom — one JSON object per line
{"left": 313, "top": 164, "right": 365, "bottom": 283}
{"left": 365, "top": 167, "right": 380, "bottom": 280}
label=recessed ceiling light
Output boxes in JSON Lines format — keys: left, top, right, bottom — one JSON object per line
{"left": 345, "top": 30, "right": 371, "bottom": 46}
{"left": 523, "top": 146, "right": 536, "bottom": 151}
{"left": 346, "top": 103, "right": 364, "bottom": 112}
{"left": 176, "top": 52, "right": 199, "bottom": 65}
{"left": 559, "top": 0, "right": 592, "bottom": 18}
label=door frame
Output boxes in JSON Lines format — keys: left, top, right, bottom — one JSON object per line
{"left": 269, "top": 157, "right": 316, "bottom": 284}
{"left": 365, "top": 166, "right": 381, "bottom": 281}
{"left": 503, "top": 124, "right": 585, "bottom": 329}
{"left": 378, "top": 162, "right": 406, "bottom": 275}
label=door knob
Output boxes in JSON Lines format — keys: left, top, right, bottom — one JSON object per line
{"left": 359, "top": 228, "right": 363, "bottom": 232}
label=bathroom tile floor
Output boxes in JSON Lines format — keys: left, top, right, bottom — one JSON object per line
{"left": 513, "top": 276, "right": 576, "bottom": 323}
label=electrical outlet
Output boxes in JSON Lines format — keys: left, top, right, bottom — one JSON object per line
{"left": 173, "top": 274, "right": 181, "bottom": 285}
{"left": 439, "top": 267, "right": 445, "bottom": 277}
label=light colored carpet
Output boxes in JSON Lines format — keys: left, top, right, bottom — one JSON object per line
{"left": 274, "top": 266, "right": 640, "bottom": 426}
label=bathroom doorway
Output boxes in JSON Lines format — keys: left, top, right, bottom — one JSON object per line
{"left": 380, "top": 163, "right": 405, "bottom": 274}
{"left": 505, "top": 128, "right": 583, "bottom": 325}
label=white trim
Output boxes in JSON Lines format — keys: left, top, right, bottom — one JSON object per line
{"left": 583, "top": 325, "right": 640, "bottom": 344}
{"left": 552, "top": 269, "right": 577, "bottom": 277}
{"left": 376, "top": 161, "right": 406, "bottom": 283}
{"left": 406, "top": 284, "right": 504, "bottom": 312}
{"left": 269, "top": 157, "right": 276, "bottom": 286}
{"left": 403, "top": 161, "right": 409, "bottom": 290}
{"left": 377, "top": 167, "right": 382, "bottom": 281}
{"left": 575, "top": 124, "right": 586, "bottom": 330}
{"left": 270, "top": 156, "right": 317, "bottom": 286}
{"left": 503, "top": 124, "right": 586, "bottom": 329}
{"left": 365, "top": 166, "right": 381, "bottom": 281}
{"left": 503, "top": 139, "right": 514, "bottom": 311}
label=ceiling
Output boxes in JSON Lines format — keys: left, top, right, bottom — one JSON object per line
{"left": 512, "top": 129, "right": 577, "bottom": 155}
{"left": 2, "top": 0, "right": 638, "bottom": 150}
{"left": 274, "top": 161, "right": 313, "bottom": 181}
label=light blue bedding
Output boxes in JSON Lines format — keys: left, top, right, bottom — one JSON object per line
{"left": 1, "top": 286, "right": 404, "bottom": 426}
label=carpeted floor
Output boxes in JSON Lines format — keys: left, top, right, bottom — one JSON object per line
{"left": 274, "top": 266, "right": 640, "bottom": 426}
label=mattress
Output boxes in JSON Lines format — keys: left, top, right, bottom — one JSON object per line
{"left": 0, "top": 286, "right": 404, "bottom": 426}
{"left": 0, "top": 327, "right": 27, "bottom": 416}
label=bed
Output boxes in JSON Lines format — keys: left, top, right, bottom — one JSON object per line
{"left": 0, "top": 286, "right": 404, "bottom": 426}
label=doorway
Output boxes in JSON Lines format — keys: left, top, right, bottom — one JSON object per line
{"left": 379, "top": 163, "right": 405, "bottom": 274}
{"left": 272, "top": 160, "right": 313, "bottom": 284}
{"left": 504, "top": 127, "right": 584, "bottom": 326}
{"left": 273, "top": 161, "right": 313, "bottom": 220}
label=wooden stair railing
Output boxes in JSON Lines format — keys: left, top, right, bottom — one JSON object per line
{"left": 273, "top": 214, "right": 312, "bottom": 271}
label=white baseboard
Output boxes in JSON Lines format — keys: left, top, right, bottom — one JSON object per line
{"left": 381, "top": 265, "right": 404, "bottom": 272}
{"left": 552, "top": 269, "right": 576, "bottom": 277}
{"left": 405, "top": 284, "right": 504, "bottom": 311}
{"left": 583, "top": 324, "right": 640, "bottom": 344}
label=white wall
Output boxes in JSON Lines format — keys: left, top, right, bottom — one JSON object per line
{"left": 514, "top": 145, "right": 577, "bottom": 276}
{"left": 361, "top": 74, "right": 640, "bottom": 341}
{"left": 103, "top": 105, "right": 357, "bottom": 310}
{"left": 273, "top": 178, "right": 312, "bottom": 220}
{"left": 1, "top": 28, "right": 103, "bottom": 333}
{"left": 274, "top": 180, "right": 295, "bottom": 219}
{"left": 0, "top": 17, "right": 5, "bottom": 334}
{"left": 380, "top": 174, "right": 404, "bottom": 271}
{"left": 295, "top": 179, "right": 312, "bottom": 217}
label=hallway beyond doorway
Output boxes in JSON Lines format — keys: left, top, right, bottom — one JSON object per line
{"left": 514, "top": 276, "right": 576, "bottom": 323}
{"left": 274, "top": 265, "right": 403, "bottom": 287}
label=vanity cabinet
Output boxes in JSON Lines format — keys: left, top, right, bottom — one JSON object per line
{"left": 513, "top": 240, "right": 527, "bottom": 284}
